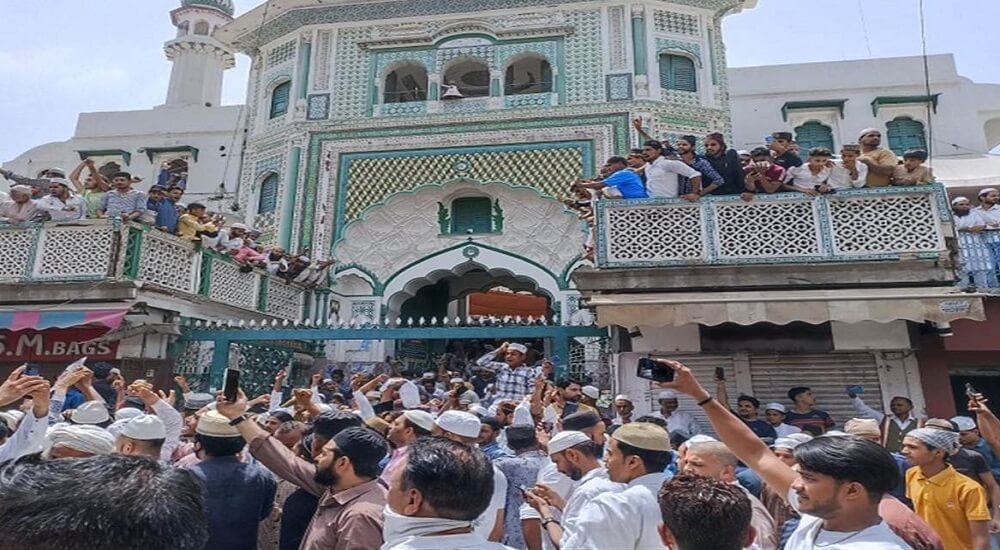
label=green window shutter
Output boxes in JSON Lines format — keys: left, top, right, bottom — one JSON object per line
{"left": 887, "top": 117, "right": 927, "bottom": 156}
{"left": 270, "top": 81, "right": 291, "bottom": 119}
{"left": 659, "top": 54, "right": 697, "bottom": 92}
{"left": 257, "top": 174, "right": 279, "bottom": 214}
{"left": 794, "top": 122, "right": 835, "bottom": 152}
{"left": 451, "top": 197, "right": 493, "bottom": 234}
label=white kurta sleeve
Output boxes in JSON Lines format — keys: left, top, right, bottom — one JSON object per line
{"left": 152, "top": 399, "right": 184, "bottom": 462}
{"left": 560, "top": 495, "right": 628, "bottom": 550}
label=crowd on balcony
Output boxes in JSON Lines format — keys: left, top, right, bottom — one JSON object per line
{"left": 5, "top": 349, "right": 998, "bottom": 549}
{"left": 0, "top": 160, "right": 332, "bottom": 287}
{"left": 953, "top": 188, "right": 1000, "bottom": 290}
{"left": 566, "top": 123, "right": 935, "bottom": 259}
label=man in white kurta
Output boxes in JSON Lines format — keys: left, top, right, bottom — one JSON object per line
{"left": 562, "top": 423, "right": 673, "bottom": 549}
{"left": 647, "top": 390, "right": 703, "bottom": 438}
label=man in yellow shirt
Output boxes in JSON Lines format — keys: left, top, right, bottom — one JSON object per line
{"left": 176, "top": 202, "right": 218, "bottom": 242}
{"left": 903, "top": 426, "right": 990, "bottom": 550}
{"left": 858, "top": 128, "right": 899, "bottom": 187}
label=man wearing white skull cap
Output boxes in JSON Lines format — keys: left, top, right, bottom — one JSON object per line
{"left": 434, "top": 410, "right": 509, "bottom": 542}
{"left": 476, "top": 342, "right": 548, "bottom": 401}
{"left": 115, "top": 414, "right": 167, "bottom": 459}
{"left": 858, "top": 128, "right": 898, "bottom": 187}
{"left": 0, "top": 184, "right": 39, "bottom": 223}
{"left": 524, "top": 430, "right": 624, "bottom": 548}
{"left": 648, "top": 389, "right": 703, "bottom": 438}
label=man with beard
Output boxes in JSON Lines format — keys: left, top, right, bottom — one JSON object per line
{"left": 858, "top": 128, "right": 898, "bottom": 187}
{"left": 703, "top": 132, "right": 745, "bottom": 195}
{"left": 524, "top": 431, "right": 624, "bottom": 547}
{"left": 218, "top": 389, "right": 389, "bottom": 550}
{"left": 185, "top": 409, "right": 277, "bottom": 550}
{"left": 952, "top": 196, "right": 996, "bottom": 288}
{"left": 676, "top": 134, "right": 725, "bottom": 197}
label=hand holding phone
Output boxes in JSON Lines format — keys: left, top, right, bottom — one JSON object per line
{"left": 636, "top": 357, "right": 675, "bottom": 383}
{"left": 223, "top": 368, "right": 241, "bottom": 403}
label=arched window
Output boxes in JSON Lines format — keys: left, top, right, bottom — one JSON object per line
{"left": 257, "top": 174, "right": 279, "bottom": 214}
{"left": 384, "top": 63, "right": 428, "bottom": 103}
{"left": 269, "top": 81, "right": 291, "bottom": 119}
{"left": 794, "top": 122, "right": 835, "bottom": 152}
{"left": 177, "top": 22, "right": 190, "bottom": 37}
{"left": 193, "top": 20, "right": 210, "bottom": 35}
{"left": 504, "top": 56, "right": 552, "bottom": 95}
{"left": 442, "top": 59, "right": 491, "bottom": 98}
{"left": 658, "top": 54, "right": 697, "bottom": 92}
{"left": 451, "top": 197, "right": 493, "bottom": 234}
{"left": 886, "top": 117, "right": 927, "bottom": 156}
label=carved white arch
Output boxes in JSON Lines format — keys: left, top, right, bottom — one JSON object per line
{"left": 381, "top": 244, "right": 563, "bottom": 319}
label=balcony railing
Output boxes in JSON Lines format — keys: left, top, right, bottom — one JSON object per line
{"left": 957, "top": 230, "right": 1000, "bottom": 291}
{"left": 0, "top": 220, "right": 306, "bottom": 320}
{"left": 595, "top": 185, "right": 952, "bottom": 269}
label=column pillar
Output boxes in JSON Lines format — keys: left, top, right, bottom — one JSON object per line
{"left": 631, "top": 5, "right": 650, "bottom": 98}
{"left": 279, "top": 145, "right": 302, "bottom": 250}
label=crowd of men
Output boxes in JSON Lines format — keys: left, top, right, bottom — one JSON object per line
{"left": 953, "top": 187, "right": 1000, "bottom": 289}
{"left": 565, "top": 124, "right": 934, "bottom": 259}
{"left": 0, "top": 161, "right": 332, "bottom": 286}
{"left": 1, "top": 343, "right": 999, "bottom": 550}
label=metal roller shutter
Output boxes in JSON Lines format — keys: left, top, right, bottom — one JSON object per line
{"left": 631, "top": 353, "right": 737, "bottom": 437}
{"left": 749, "top": 353, "right": 882, "bottom": 431}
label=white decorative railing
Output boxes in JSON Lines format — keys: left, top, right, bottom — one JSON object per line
{"left": 595, "top": 185, "right": 951, "bottom": 268}
{"left": 0, "top": 220, "right": 307, "bottom": 320}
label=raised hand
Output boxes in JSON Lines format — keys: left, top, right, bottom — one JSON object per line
{"left": 0, "top": 366, "right": 45, "bottom": 407}
{"left": 216, "top": 389, "right": 248, "bottom": 420}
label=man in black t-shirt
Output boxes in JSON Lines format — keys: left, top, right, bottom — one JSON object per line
{"left": 714, "top": 377, "right": 777, "bottom": 440}
{"left": 768, "top": 132, "right": 803, "bottom": 170}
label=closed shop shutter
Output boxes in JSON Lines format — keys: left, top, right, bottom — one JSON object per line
{"left": 637, "top": 353, "right": 736, "bottom": 437}
{"left": 749, "top": 353, "right": 882, "bottom": 431}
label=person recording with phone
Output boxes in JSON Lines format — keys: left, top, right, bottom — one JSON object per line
{"left": 846, "top": 385, "right": 923, "bottom": 454}
{"left": 636, "top": 357, "right": 703, "bottom": 438}
{"left": 713, "top": 369, "right": 777, "bottom": 440}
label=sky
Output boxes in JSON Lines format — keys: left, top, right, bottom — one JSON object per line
{"left": 1, "top": 0, "right": 998, "bottom": 162}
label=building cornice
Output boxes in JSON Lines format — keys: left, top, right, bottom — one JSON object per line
{"left": 218, "top": 0, "right": 750, "bottom": 52}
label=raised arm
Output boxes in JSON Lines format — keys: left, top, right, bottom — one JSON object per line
{"left": 216, "top": 390, "right": 326, "bottom": 497}
{"left": 632, "top": 117, "right": 656, "bottom": 145}
{"left": 659, "top": 359, "right": 798, "bottom": 500}
{"left": 848, "top": 392, "right": 885, "bottom": 423}
{"left": 970, "top": 394, "right": 1000, "bottom": 457}
{"left": 69, "top": 161, "right": 87, "bottom": 194}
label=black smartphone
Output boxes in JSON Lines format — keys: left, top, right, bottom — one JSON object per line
{"left": 966, "top": 383, "right": 978, "bottom": 399}
{"left": 25, "top": 363, "right": 41, "bottom": 377}
{"left": 223, "top": 368, "right": 241, "bottom": 402}
{"left": 715, "top": 367, "right": 726, "bottom": 381}
{"left": 636, "top": 357, "right": 674, "bottom": 383}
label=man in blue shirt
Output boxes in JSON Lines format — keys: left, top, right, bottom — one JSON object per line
{"left": 575, "top": 156, "right": 648, "bottom": 199}
{"left": 147, "top": 185, "right": 179, "bottom": 233}
{"left": 187, "top": 410, "right": 277, "bottom": 550}
{"left": 954, "top": 415, "right": 1000, "bottom": 482}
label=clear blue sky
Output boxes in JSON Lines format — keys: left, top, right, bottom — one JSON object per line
{"left": 1, "top": 0, "right": 997, "bottom": 162}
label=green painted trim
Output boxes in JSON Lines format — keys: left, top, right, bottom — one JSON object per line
{"left": 333, "top": 263, "right": 384, "bottom": 294}
{"left": 77, "top": 149, "right": 132, "bottom": 166}
{"left": 281, "top": 146, "right": 302, "bottom": 250}
{"left": 379, "top": 240, "right": 564, "bottom": 297}
{"left": 198, "top": 252, "right": 213, "bottom": 295}
{"left": 300, "top": 113, "right": 629, "bottom": 249}
{"left": 257, "top": 276, "right": 269, "bottom": 313}
{"left": 871, "top": 94, "right": 941, "bottom": 116}
{"left": 143, "top": 146, "right": 200, "bottom": 163}
{"left": 559, "top": 254, "right": 584, "bottom": 288}
{"left": 297, "top": 39, "right": 312, "bottom": 101}
{"left": 122, "top": 226, "right": 145, "bottom": 279}
{"left": 781, "top": 100, "right": 847, "bottom": 122}
{"left": 334, "top": 176, "right": 581, "bottom": 254}
{"left": 334, "top": 142, "right": 592, "bottom": 240}
{"left": 631, "top": 12, "right": 648, "bottom": 76}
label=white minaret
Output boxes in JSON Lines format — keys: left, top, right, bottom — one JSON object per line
{"left": 163, "top": 0, "right": 236, "bottom": 108}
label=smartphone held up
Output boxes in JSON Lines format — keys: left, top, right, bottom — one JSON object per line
{"left": 636, "top": 357, "right": 674, "bottom": 383}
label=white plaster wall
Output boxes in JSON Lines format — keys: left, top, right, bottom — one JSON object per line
{"left": 2, "top": 105, "right": 245, "bottom": 208}
{"left": 729, "top": 54, "right": 994, "bottom": 156}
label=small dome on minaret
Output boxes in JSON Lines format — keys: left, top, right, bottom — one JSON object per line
{"left": 180, "top": 0, "right": 235, "bottom": 17}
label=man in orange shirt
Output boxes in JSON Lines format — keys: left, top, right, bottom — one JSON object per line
{"left": 903, "top": 427, "right": 990, "bottom": 550}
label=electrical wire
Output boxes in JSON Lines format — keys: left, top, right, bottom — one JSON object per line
{"left": 219, "top": 0, "right": 275, "bottom": 209}
{"left": 917, "top": 0, "right": 934, "bottom": 165}
{"left": 856, "top": 0, "right": 874, "bottom": 57}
